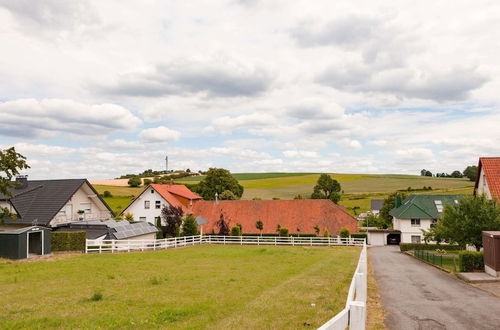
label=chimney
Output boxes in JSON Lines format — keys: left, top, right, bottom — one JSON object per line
{"left": 15, "top": 175, "right": 28, "bottom": 189}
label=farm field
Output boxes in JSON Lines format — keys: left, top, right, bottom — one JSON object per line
{"left": 94, "top": 173, "right": 474, "bottom": 215}
{"left": 0, "top": 245, "right": 359, "bottom": 329}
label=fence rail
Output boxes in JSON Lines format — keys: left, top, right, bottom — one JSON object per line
{"left": 85, "top": 235, "right": 365, "bottom": 253}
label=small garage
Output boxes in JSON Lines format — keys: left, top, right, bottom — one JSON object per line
{"left": 0, "top": 226, "right": 51, "bottom": 260}
{"left": 367, "top": 229, "right": 401, "bottom": 246}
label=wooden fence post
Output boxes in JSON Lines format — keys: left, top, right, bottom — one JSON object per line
{"left": 349, "top": 301, "right": 366, "bottom": 330}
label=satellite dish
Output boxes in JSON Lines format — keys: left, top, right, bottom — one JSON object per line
{"left": 195, "top": 216, "right": 208, "bottom": 225}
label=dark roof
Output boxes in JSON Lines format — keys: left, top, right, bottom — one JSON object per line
{"left": 370, "top": 199, "right": 384, "bottom": 211}
{"left": 1, "top": 179, "right": 114, "bottom": 225}
{"left": 389, "top": 194, "right": 463, "bottom": 219}
{"left": 54, "top": 220, "right": 158, "bottom": 240}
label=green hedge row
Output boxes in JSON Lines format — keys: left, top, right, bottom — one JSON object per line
{"left": 400, "top": 243, "right": 461, "bottom": 252}
{"left": 350, "top": 234, "right": 367, "bottom": 239}
{"left": 51, "top": 231, "right": 86, "bottom": 252}
{"left": 458, "top": 251, "right": 484, "bottom": 272}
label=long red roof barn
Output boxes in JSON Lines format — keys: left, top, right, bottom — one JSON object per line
{"left": 190, "top": 199, "right": 358, "bottom": 235}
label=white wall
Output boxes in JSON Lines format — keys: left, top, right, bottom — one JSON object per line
{"left": 476, "top": 167, "right": 492, "bottom": 199}
{"left": 50, "top": 183, "right": 112, "bottom": 226}
{"left": 122, "top": 188, "right": 169, "bottom": 225}
{"left": 0, "top": 201, "right": 15, "bottom": 214}
{"left": 368, "top": 232, "right": 387, "bottom": 246}
{"left": 394, "top": 217, "right": 434, "bottom": 243}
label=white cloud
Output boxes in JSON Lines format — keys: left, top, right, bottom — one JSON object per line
{"left": 338, "top": 138, "right": 362, "bottom": 150}
{"left": 139, "top": 126, "right": 181, "bottom": 143}
{"left": 282, "top": 150, "right": 318, "bottom": 158}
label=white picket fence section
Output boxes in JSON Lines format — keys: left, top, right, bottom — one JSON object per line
{"left": 85, "top": 235, "right": 367, "bottom": 329}
{"left": 85, "top": 235, "right": 365, "bottom": 253}
{"left": 318, "top": 242, "right": 367, "bottom": 330}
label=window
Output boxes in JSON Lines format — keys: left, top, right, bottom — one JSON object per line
{"left": 411, "top": 235, "right": 421, "bottom": 243}
{"left": 139, "top": 217, "right": 146, "bottom": 222}
{"left": 79, "top": 202, "right": 91, "bottom": 214}
{"left": 431, "top": 219, "right": 437, "bottom": 228}
{"left": 411, "top": 218, "right": 420, "bottom": 227}
{"left": 151, "top": 189, "right": 154, "bottom": 194}
{"left": 155, "top": 201, "right": 161, "bottom": 209}
{"left": 434, "top": 200, "right": 443, "bottom": 213}
{"left": 144, "top": 201, "right": 150, "bottom": 209}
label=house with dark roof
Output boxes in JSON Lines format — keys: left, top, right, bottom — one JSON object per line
{"left": 120, "top": 183, "right": 202, "bottom": 226}
{"left": 474, "top": 157, "right": 500, "bottom": 201}
{"left": 54, "top": 220, "right": 158, "bottom": 241}
{"left": 0, "top": 176, "right": 114, "bottom": 230}
{"left": 389, "top": 194, "right": 462, "bottom": 244}
{"left": 370, "top": 199, "right": 384, "bottom": 215}
{"left": 190, "top": 199, "right": 359, "bottom": 236}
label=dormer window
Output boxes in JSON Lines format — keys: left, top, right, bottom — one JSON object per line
{"left": 434, "top": 200, "right": 443, "bottom": 213}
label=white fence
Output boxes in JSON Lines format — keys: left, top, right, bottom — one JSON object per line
{"left": 85, "top": 235, "right": 365, "bottom": 253}
{"left": 318, "top": 243, "right": 367, "bottom": 330}
{"left": 85, "top": 235, "right": 367, "bottom": 330}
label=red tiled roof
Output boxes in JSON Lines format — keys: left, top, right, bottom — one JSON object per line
{"left": 476, "top": 157, "right": 500, "bottom": 201}
{"left": 150, "top": 184, "right": 201, "bottom": 211}
{"left": 190, "top": 199, "right": 359, "bottom": 235}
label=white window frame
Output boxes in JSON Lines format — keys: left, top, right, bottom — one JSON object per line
{"left": 411, "top": 235, "right": 421, "bottom": 243}
{"left": 411, "top": 218, "right": 420, "bottom": 227}
{"left": 144, "top": 200, "right": 150, "bottom": 209}
{"left": 79, "top": 202, "right": 92, "bottom": 214}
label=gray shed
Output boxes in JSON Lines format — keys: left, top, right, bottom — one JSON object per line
{"left": 0, "top": 226, "right": 51, "bottom": 259}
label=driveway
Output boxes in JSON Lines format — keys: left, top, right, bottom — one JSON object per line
{"left": 370, "top": 246, "right": 500, "bottom": 330}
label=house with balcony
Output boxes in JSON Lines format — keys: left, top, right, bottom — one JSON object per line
{"left": 389, "top": 194, "right": 462, "bottom": 244}
{"left": 0, "top": 176, "right": 113, "bottom": 230}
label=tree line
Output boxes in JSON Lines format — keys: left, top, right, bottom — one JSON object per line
{"left": 420, "top": 165, "right": 477, "bottom": 181}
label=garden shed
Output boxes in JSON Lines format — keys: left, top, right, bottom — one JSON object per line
{"left": 0, "top": 226, "right": 51, "bottom": 259}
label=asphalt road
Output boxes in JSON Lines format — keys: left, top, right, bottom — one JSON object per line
{"left": 370, "top": 246, "right": 500, "bottom": 330}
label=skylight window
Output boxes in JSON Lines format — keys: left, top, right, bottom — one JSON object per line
{"left": 434, "top": 200, "right": 443, "bottom": 213}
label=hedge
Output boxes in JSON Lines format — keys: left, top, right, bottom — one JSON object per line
{"left": 399, "top": 243, "right": 461, "bottom": 252}
{"left": 458, "top": 251, "right": 484, "bottom": 272}
{"left": 51, "top": 231, "right": 86, "bottom": 252}
{"left": 350, "top": 233, "right": 367, "bottom": 239}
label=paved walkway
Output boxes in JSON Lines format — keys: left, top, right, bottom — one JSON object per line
{"left": 370, "top": 246, "right": 500, "bottom": 330}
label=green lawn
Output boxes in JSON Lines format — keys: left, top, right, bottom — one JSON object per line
{"left": 103, "top": 196, "right": 133, "bottom": 215}
{"left": 0, "top": 245, "right": 360, "bottom": 329}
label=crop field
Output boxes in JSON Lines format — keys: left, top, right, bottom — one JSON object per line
{"left": 0, "top": 245, "right": 359, "bottom": 329}
{"left": 94, "top": 173, "right": 474, "bottom": 215}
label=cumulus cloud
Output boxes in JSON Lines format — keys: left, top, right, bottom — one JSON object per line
{"left": 282, "top": 150, "right": 318, "bottom": 158}
{"left": 139, "top": 126, "right": 181, "bottom": 143}
{"left": 338, "top": 138, "right": 362, "bottom": 150}
{"left": 210, "top": 113, "right": 276, "bottom": 133}
{"left": 102, "top": 57, "right": 273, "bottom": 98}
{"left": 0, "top": 98, "right": 141, "bottom": 138}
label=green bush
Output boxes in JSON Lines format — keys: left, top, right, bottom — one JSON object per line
{"left": 458, "top": 251, "right": 484, "bottom": 272}
{"left": 103, "top": 190, "right": 113, "bottom": 198}
{"left": 339, "top": 227, "right": 350, "bottom": 238}
{"left": 143, "top": 179, "right": 152, "bottom": 186}
{"left": 230, "top": 225, "right": 242, "bottom": 236}
{"left": 350, "top": 233, "right": 367, "bottom": 239}
{"left": 51, "top": 231, "right": 86, "bottom": 251}
{"left": 127, "top": 176, "right": 141, "bottom": 187}
{"left": 399, "top": 243, "right": 461, "bottom": 252}
{"left": 278, "top": 227, "right": 289, "bottom": 237}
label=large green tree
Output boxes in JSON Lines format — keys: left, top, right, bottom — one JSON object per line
{"left": 426, "top": 195, "right": 500, "bottom": 250}
{"left": 0, "top": 147, "right": 30, "bottom": 223}
{"left": 194, "top": 168, "right": 243, "bottom": 200}
{"left": 311, "top": 174, "right": 342, "bottom": 203}
{"left": 378, "top": 192, "right": 407, "bottom": 228}
{"left": 463, "top": 165, "right": 478, "bottom": 182}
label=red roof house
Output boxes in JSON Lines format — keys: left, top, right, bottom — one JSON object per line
{"left": 474, "top": 157, "right": 500, "bottom": 201}
{"left": 190, "top": 199, "right": 358, "bottom": 235}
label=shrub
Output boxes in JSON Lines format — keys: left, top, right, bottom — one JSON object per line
{"left": 458, "top": 251, "right": 484, "bottom": 272}
{"left": 182, "top": 215, "right": 198, "bottom": 236}
{"left": 230, "top": 225, "right": 242, "bottom": 236}
{"left": 143, "top": 178, "right": 152, "bottom": 186}
{"left": 278, "top": 227, "right": 289, "bottom": 237}
{"left": 124, "top": 212, "right": 134, "bottom": 222}
{"left": 128, "top": 176, "right": 141, "bottom": 187}
{"left": 339, "top": 227, "right": 350, "bottom": 238}
{"left": 350, "top": 233, "right": 367, "bottom": 240}
{"left": 51, "top": 231, "right": 86, "bottom": 252}
{"left": 252, "top": 197, "right": 262, "bottom": 200}
{"left": 103, "top": 190, "right": 113, "bottom": 198}
{"left": 323, "top": 228, "right": 330, "bottom": 237}
{"left": 399, "top": 243, "right": 461, "bottom": 252}
{"left": 89, "top": 290, "right": 103, "bottom": 302}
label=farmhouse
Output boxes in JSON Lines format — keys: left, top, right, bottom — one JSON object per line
{"left": 120, "top": 183, "right": 202, "bottom": 225}
{"left": 0, "top": 176, "right": 113, "bottom": 230}
{"left": 474, "top": 157, "right": 500, "bottom": 201}
{"left": 389, "top": 194, "right": 462, "bottom": 244}
{"left": 190, "top": 199, "right": 359, "bottom": 235}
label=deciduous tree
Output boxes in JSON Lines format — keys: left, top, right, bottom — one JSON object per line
{"left": 161, "top": 205, "right": 183, "bottom": 237}
{"left": 0, "top": 147, "right": 30, "bottom": 223}
{"left": 311, "top": 174, "right": 342, "bottom": 203}
{"left": 193, "top": 168, "right": 243, "bottom": 200}
{"left": 463, "top": 165, "right": 478, "bottom": 182}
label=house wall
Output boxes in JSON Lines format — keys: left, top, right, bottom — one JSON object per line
{"left": 393, "top": 217, "right": 434, "bottom": 243}
{"left": 123, "top": 188, "right": 169, "bottom": 225}
{"left": 476, "top": 167, "right": 492, "bottom": 199}
{"left": 50, "top": 183, "right": 112, "bottom": 227}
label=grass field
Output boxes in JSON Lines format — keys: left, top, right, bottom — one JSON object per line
{"left": 94, "top": 173, "right": 474, "bottom": 215}
{"left": 0, "top": 245, "right": 359, "bottom": 329}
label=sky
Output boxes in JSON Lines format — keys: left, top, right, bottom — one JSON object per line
{"left": 1, "top": 0, "right": 499, "bottom": 179}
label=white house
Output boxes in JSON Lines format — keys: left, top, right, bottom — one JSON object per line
{"left": 474, "top": 157, "right": 500, "bottom": 201}
{"left": 388, "top": 194, "right": 463, "bottom": 244}
{"left": 120, "top": 183, "right": 202, "bottom": 226}
{"left": 0, "top": 176, "right": 113, "bottom": 230}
